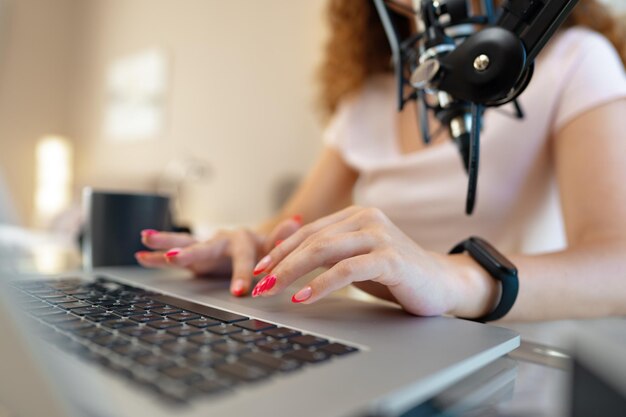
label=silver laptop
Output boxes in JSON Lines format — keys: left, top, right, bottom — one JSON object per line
{"left": 1, "top": 266, "right": 519, "bottom": 417}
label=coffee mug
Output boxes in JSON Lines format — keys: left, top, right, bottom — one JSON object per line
{"left": 82, "top": 188, "right": 172, "bottom": 269}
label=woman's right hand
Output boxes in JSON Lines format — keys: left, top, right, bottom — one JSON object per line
{"left": 135, "top": 216, "right": 303, "bottom": 297}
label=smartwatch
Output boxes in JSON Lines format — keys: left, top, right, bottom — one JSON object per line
{"left": 449, "top": 236, "right": 519, "bottom": 322}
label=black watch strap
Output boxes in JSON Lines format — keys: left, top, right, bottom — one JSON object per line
{"left": 449, "top": 236, "right": 519, "bottom": 322}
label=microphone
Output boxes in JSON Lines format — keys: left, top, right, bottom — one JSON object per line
{"left": 374, "top": 0, "right": 578, "bottom": 214}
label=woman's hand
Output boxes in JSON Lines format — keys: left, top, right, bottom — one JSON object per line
{"left": 135, "top": 216, "right": 303, "bottom": 297}
{"left": 249, "top": 206, "right": 497, "bottom": 318}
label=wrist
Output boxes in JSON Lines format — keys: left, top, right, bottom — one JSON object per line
{"left": 445, "top": 253, "right": 501, "bottom": 319}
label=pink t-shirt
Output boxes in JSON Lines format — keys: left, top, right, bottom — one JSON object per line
{"left": 324, "top": 27, "right": 626, "bottom": 254}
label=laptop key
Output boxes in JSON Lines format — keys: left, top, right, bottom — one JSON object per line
{"left": 147, "top": 319, "right": 182, "bottom": 330}
{"left": 43, "top": 296, "right": 77, "bottom": 304}
{"left": 129, "top": 313, "right": 164, "bottom": 323}
{"left": 85, "top": 313, "right": 120, "bottom": 322}
{"left": 167, "top": 312, "right": 201, "bottom": 322}
{"left": 229, "top": 332, "right": 266, "bottom": 344}
{"left": 241, "top": 351, "right": 302, "bottom": 373}
{"left": 215, "top": 362, "right": 268, "bottom": 382}
{"left": 139, "top": 333, "right": 177, "bottom": 345}
{"left": 111, "top": 307, "right": 147, "bottom": 317}
{"left": 112, "top": 344, "right": 151, "bottom": 357}
{"left": 57, "top": 302, "right": 92, "bottom": 311}
{"left": 135, "top": 354, "right": 175, "bottom": 368}
{"left": 262, "top": 327, "right": 301, "bottom": 339}
{"left": 93, "top": 335, "right": 130, "bottom": 347}
{"left": 285, "top": 349, "right": 330, "bottom": 364}
{"left": 319, "top": 343, "right": 358, "bottom": 356}
{"left": 133, "top": 302, "right": 165, "bottom": 310}
{"left": 166, "top": 326, "right": 204, "bottom": 337}
{"left": 188, "top": 333, "right": 227, "bottom": 346}
{"left": 72, "top": 307, "right": 107, "bottom": 316}
{"left": 119, "top": 326, "right": 158, "bottom": 338}
{"left": 291, "top": 335, "right": 329, "bottom": 348}
{"left": 160, "top": 342, "right": 199, "bottom": 356}
{"left": 212, "top": 342, "right": 252, "bottom": 356}
{"left": 150, "top": 295, "right": 249, "bottom": 323}
{"left": 57, "top": 320, "right": 95, "bottom": 332}
{"left": 206, "top": 325, "right": 242, "bottom": 336}
{"left": 256, "top": 340, "right": 294, "bottom": 353}
{"left": 101, "top": 319, "right": 138, "bottom": 330}
{"left": 186, "top": 350, "right": 227, "bottom": 367}
{"left": 186, "top": 318, "right": 221, "bottom": 328}
{"left": 234, "top": 319, "right": 276, "bottom": 332}
{"left": 42, "top": 313, "right": 80, "bottom": 324}
{"left": 74, "top": 327, "right": 112, "bottom": 339}
{"left": 150, "top": 307, "right": 183, "bottom": 315}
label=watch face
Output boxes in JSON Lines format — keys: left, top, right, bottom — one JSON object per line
{"left": 470, "top": 237, "right": 517, "bottom": 274}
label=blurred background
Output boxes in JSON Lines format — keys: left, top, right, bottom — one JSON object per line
{"left": 0, "top": 0, "right": 326, "bottom": 239}
{"left": 0, "top": 0, "right": 624, "bottom": 267}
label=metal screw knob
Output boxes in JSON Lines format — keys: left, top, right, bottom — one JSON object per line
{"left": 473, "top": 54, "right": 490, "bottom": 72}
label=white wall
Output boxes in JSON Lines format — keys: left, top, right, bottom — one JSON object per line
{"left": 0, "top": 0, "right": 78, "bottom": 225}
{"left": 68, "top": 0, "right": 327, "bottom": 228}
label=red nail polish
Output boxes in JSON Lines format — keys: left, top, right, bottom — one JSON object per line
{"left": 142, "top": 229, "right": 158, "bottom": 236}
{"left": 291, "top": 286, "right": 312, "bottom": 303}
{"left": 274, "top": 239, "right": 284, "bottom": 247}
{"left": 292, "top": 214, "right": 303, "bottom": 225}
{"left": 260, "top": 275, "right": 276, "bottom": 293}
{"left": 135, "top": 251, "right": 150, "bottom": 257}
{"left": 165, "top": 249, "right": 180, "bottom": 258}
{"left": 232, "top": 287, "right": 245, "bottom": 297}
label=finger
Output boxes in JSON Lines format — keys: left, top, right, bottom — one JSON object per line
{"left": 253, "top": 230, "right": 376, "bottom": 297}
{"left": 225, "top": 230, "right": 257, "bottom": 297}
{"left": 141, "top": 230, "right": 196, "bottom": 250}
{"left": 252, "top": 206, "right": 362, "bottom": 276}
{"left": 291, "top": 254, "right": 384, "bottom": 304}
{"left": 135, "top": 250, "right": 170, "bottom": 268}
{"left": 164, "top": 235, "right": 229, "bottom": 270}
{"left": 262, "top": 216, "right": 302, "bottom": 254}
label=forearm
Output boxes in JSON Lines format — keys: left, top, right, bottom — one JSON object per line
{"left": 449, "top": 239, "right": 626, "bottom": 321}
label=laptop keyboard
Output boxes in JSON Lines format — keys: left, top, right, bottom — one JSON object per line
{"left": 10, "top": 277, "right": 359, "bottom": 404}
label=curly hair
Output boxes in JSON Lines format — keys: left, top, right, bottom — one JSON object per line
{"left": 317, "top": 0, "right": 626, "bottom": 119}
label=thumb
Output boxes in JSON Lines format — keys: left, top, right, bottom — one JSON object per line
{"left": 263, "top": 215, "right": 303, "bottom": 254}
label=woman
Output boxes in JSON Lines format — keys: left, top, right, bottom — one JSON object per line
{"left": 137, "top": 0, "right": 626, "bottom": 322}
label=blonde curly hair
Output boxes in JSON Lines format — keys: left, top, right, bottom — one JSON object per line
{"left": 317, "top": 0, "right": 626, "bottom": 118}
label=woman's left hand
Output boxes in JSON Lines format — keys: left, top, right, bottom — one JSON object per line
{"left": 250, "top": 206, "right": 494, "bottom": 317}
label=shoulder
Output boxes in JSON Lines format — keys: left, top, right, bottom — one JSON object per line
{"left": 541, "top": 26, "right": 623, "bottom": 68}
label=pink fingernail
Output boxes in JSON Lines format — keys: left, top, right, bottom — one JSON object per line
{"left": 274, "top": 239, "right": 284, "bottom": 247}
{"left": 165, "top": 248, "right": 181, "bottom": 258}
{"left": 291, "top": 286, "right": 312, "bottom": 303}
{"left": 142, "top": 229, "right": 158, "bottom": 236}
{"left": 231, "top": 280, "right": 246, "bottom": 297}
{"left": 292, "top": 214, "right": 303, "bottom": 225}
{"left": 253, "top": 255, "right": 271, "bottom": 276}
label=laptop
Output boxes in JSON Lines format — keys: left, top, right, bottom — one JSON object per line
{"left": 2, "top": 266, "right": 519, "bottom": 417}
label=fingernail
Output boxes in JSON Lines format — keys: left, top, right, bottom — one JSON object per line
{"left": 253, "top": 255, "right": 271, "bottom": 276}
{"left": 135, "top": 251, "right": 150, "bottom": 257}
{"left": 252, "top": 275, "right": 276, "bottom": 297}
{"left": 165, "top": 248, "right": 181, "bottom": 258}
{"left": 291, "top": 286, "right": 312, "bottom": 303}
{"left": 274, "top": 239, "right": 284, "bottom": 247}
{"left": 292, "top": 214, "right": 303, "bottom": 225}
{"left": 231, "top": 280, "right": 246, "bottom": 297}
{"left": 142, "top": 229, "right": 158, "bottom": 237}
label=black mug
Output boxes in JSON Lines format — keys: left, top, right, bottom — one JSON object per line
{"left": 82, "top": 188, "right": 172, "bottom": 269}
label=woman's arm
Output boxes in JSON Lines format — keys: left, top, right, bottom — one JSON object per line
{"left": 257, "top": 146, "right": 358, "bottom": 233}
{"left": 451, "top": 98, "right": 626, "bottom": 321}
{"left": 251, "top": 99, "right": 626, "bottom": 321}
